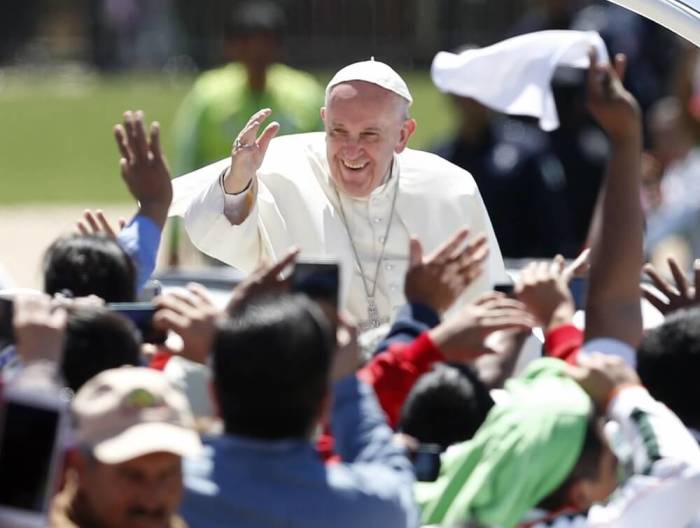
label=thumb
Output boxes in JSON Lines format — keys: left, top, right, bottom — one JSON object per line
{"left": 409, "top": 236, "right": 423, "bottom": 266}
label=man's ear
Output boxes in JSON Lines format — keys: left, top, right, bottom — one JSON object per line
{"left": 320, "top": 107, "right": 327, "bottom": 124}
{"left": 395, "top": 118, "right": 417, "bottom": 154}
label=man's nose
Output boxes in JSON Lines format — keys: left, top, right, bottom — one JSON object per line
{"left": 342, "top": 137, "right": 362, "bottom": 158}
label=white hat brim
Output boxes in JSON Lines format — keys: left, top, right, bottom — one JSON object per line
{"left": 92, "top": 422, "right": 202, "bottom": 464}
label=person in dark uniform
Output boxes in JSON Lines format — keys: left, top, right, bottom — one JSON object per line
{"left": 434, "top": 95, "right": 575, "bottom": 258}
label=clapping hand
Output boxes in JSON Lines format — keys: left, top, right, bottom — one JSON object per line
{"left": 404, "top": 229, "right": 489, "bottom": 315}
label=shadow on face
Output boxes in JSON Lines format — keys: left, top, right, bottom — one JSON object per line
{"left": 74, "top": 451, "right": 183, "bottom": 528}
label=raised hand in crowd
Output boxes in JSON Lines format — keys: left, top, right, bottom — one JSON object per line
{"left": 427, "top": 292, "right": 534, "bottom": 364}
{"left": 13, "top": 294, "right": 67, "bottom": 365}
{"left": 642, "top": 257, "right": 700, "bottom": 315}
{"left": 76, "top": 209, "right": 126, "bottom": 239}
{"left": 223, "top": 108, "right": 280, "bottom": 195}
{"left": 154, "top": 283, "right": 221, "bottom": 364}
{"left": 226, "top": 247, "right": 299, "bottom": 314}
{"left": 583, "top": 49, "right": 644, "bottom": 346}
{"left": 114, "top": 110, "right": 173, "bottom": 228}
{"left": 515, "top": 258, "right": 575, "bottom": 331}
{"left": 404, "top": 228, "right": 489, "bottom": 315}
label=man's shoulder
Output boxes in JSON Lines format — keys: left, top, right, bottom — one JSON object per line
{"left": 260, "top": 132, "right": 326, "bottom": 174}
{"left": 399, "top": 147, "right": 479, "bottom": 195}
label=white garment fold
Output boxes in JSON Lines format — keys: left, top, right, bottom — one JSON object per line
{"left": 431, "top": 30, "right": 609, "bottom": 131}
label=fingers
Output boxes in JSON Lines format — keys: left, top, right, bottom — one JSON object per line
{"left": 118, "top": 217, "right": 127, "bottom": 231}
{"left": 83, "top": 209, "right": 101, "bottom": 233}
{"left": 130, "top": 110, "right": 149, "bottom": 163}
{"left": 409, "top": 236, "right": 423, "bottom": 267}
{"left": 149, "top": 121, "right": 162, "bottom": 160}
{"left": 76, "top": 220, "right": 89, "bottom": 235}
{"left": 426, "top": 228, "right": 469, "bottom": 264}
{"left": 668, "top": 257, "right": 690, "bottom": 299}
{"left": 95, "top": 210, "right": 116, "bottom": 237}
{"left": 266, "top": 246, "right": 300, "bottom": 279}
{"left": 237, "top": 108, "right": 272, "bottom": 146}
{"left": 614, "top": 53, "right": 627, "bottom": 82}
{"left": 113, "top": 124, "right": 132, "bottom": 164}
{"left": 643, "top": 263, "right": 677, "bottom": 297}
{"left": 474, "top": 291, "right": 506, "bottom": 305}
{"left": 694, "top": 259, "right": 700, "bottom": 300}
{"left": 641, "top": 283, "right": 669, "bottom": 314}
{"left": 257, "top": 121, "right": 280, "bottom": 158}
{"left": 563, "top": 248, "right": 591, "bottom": 282}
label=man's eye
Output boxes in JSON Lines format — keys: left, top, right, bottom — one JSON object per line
{"left": 361, "top": 132, "right": 378, "bottom": 140}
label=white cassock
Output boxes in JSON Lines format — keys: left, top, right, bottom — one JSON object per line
{"left": 170, "top": 132, "right": 508, "bottom": 327}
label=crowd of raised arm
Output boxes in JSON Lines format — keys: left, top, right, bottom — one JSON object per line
{"left": 3, "top": 39, "right": 700, "bottom": 528}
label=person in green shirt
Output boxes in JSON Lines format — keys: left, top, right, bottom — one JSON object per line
{"left": 169, "top": 1, "right": 324, "bottom": 264}
{"left": 171, "top": 0, "right": 324, "bottom": 175}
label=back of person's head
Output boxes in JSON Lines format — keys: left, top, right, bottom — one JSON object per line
{"left": 62, "top": 306, "right": 141, "bottom": 393}
{"left": 399, "top": 364, "right": 494, "bottom": 449}
{"left": 637, "top": 307, "right": 700, "bottom": 430}
{"left": 213, "top": 293, "right": 334, "bottom": 439}
{"left": 224, "top": 0, "right": 286, "bottom": 40}
{"left": 43, "top": 233, "right": 136, "bottom": 302}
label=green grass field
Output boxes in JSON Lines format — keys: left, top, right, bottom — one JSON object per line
{"left": 0, "top": 69, "right": 456, "bottom": 204}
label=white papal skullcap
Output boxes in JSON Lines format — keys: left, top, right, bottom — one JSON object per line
{"left": 326, "top": 58, "right": 413, "bottom": 105}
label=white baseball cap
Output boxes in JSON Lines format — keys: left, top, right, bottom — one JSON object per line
{"left": 326, "top": 59, "right": 413, "bottom": 105}
{"left": 72, "top": 366, "right": 202, "bottom": 464}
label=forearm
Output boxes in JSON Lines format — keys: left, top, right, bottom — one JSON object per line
{"left": 331, "top": 376, "right": 413, "bottom": 470}
{"left": 117, "top": 215, "right": 161, "bottom": 291}
{"left": 586, "top": 132, "right": 644, "bottom": 345}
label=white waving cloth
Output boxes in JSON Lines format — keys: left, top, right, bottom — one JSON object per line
{"left": 431, "top": 30, "right": 609, "bottom": 131}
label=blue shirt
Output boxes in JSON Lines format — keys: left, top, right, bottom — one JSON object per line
{"left": 116, "top": 215, "right": 161, "bottom": 292}
{"left": 181, "top": 377, "right": 419, "bottom": 528}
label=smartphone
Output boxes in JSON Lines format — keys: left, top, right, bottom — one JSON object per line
{"left": 0, "top": 387, "right": 68, "bottom": 527}
{"left": 107, "top": 302, "right": 167, "bottom": 344}
{"left": 0, "top": 298, "right": 13, "bottom": 343}
{"left": 494, "top": 282, "right": 515, "bottom": 297}
{"left": 291, "top": 260, "right": 340, "bottom": 308}
{"left": 411, "top": 444, "right": 442, "bottom": 482}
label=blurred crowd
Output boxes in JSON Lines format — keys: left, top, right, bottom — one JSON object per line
{"left": 3, "top": 1, "right": 700, "bottom": 527}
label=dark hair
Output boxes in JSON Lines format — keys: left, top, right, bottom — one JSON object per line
{"left": 62, "top": 306, "right": 141, "bottom": 393}
{"left": 224, "top": 1, "right": 286, "bottom": 40}
{"left": 213, "top": 294, "right": 334, "bottom": 439}
{"left": 637, "top": 307, "right": 700, "bottom": 430}
{"left": 537, "top": 414, "right": 606, "bottom": 511}
{"left": 43, "top": 234, "right": 136, "bottom": 302}
{"left": 399, "top": 364, "right": 494, "bottom": 450}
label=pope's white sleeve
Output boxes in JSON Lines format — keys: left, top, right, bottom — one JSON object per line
{"left": 467, "top": 188, "right": 509, "bottom": 291}
{"left": 585, "top": 386, "right": 700, "bottom": 527}
{"left": 183, "top": 171, "right": 266, "bottom": 271}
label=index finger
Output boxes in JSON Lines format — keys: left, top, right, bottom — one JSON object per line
{"left": 668, "top": 258, "right": 690, "bottom": 298}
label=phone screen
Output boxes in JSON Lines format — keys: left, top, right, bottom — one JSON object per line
{"left": 0, "top": 298, "right": 13, "bottom": 343}
{"left": 108, "top": 302, "right": 167, "bottom": 344}
{"left": 291, "top": 262, "right": 340, "bottom": 308}
{"left": 0, "top": 400, "right": 61, "bottom": 512}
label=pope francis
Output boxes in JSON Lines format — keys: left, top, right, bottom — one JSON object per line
{"left": 170, "top": 60, "right": 507, "bottom": 329}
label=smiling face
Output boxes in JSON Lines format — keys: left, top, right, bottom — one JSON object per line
{"left": 322, "top": 81, "right": 416, "bottom": 198}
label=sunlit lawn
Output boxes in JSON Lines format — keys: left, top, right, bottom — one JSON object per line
{"left": 0, "top": 68, "right": 456, "bottom": 204}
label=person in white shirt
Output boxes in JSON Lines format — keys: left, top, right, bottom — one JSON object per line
{"left": 169, "top": 60, "right": 507, "bottom": 330}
